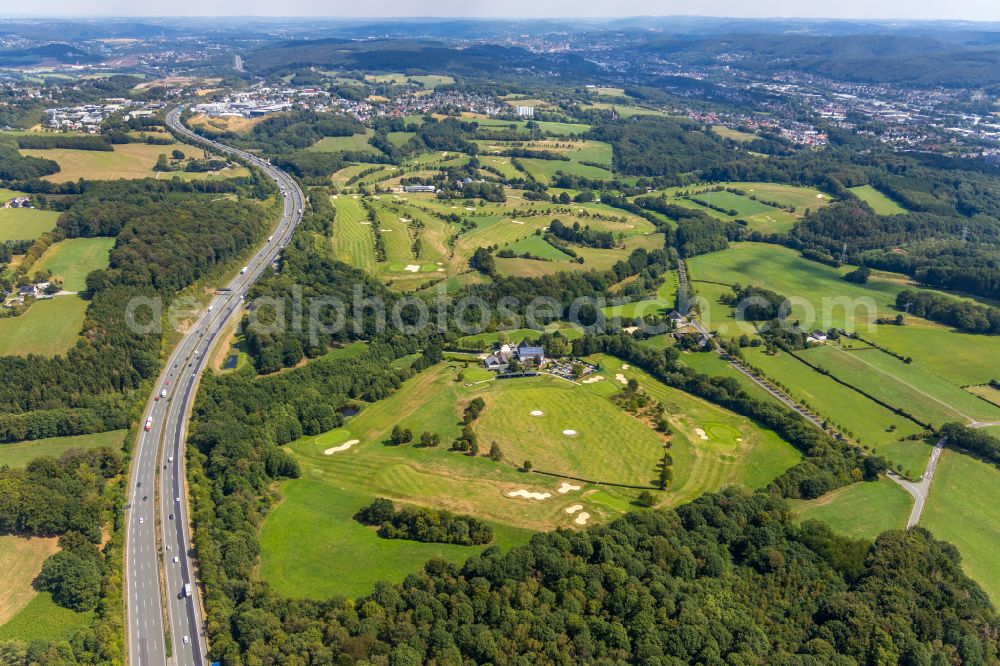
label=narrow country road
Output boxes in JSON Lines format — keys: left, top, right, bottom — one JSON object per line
{"left": 888, "top": 437, "right": 946, "bottom": 528}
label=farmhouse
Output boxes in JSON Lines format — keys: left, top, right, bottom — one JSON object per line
{"left": 810, "top": 329, "right": 829, "bottom": 342}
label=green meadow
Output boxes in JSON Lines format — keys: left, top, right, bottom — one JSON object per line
{"left": 0, "top": 295, "right": 88, "bottom": 357}
{"left": 0, "top": 430, "right": 125, "bottom": 468}
{"left": 32, "top": 237, "right": 114, "bottom": 291}
{"left": 921, "top": 451, "right": 1000, "bottom": 606}
{"left": 849, "top": 185, "right": 907, "bottom": 215}
{"left": 791, "top": 479, "right": 911, "bottom": 541}
{"left": 0, "top": 207, "right": 59, "bottom": 243}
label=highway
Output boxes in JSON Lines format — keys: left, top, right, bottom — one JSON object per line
{"left": 125, "top": 106, "right": 305, "bottom": 666}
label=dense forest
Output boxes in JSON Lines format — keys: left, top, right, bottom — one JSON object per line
{"left": 0, "top": 179, "right": 271, "bottom": 443}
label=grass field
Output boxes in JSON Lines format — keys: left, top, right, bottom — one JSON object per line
{"left": 496, "top": 233, "right": 665, "bottom": 278}
{"left": 331, "top": 196, "right": 377, "bottom": 271}
{"left": 588, "top": 354, "right": 802, "bottom": 504}
{"left": 22, "top": 143, "right": 188, "bottom": 181}
{"left": 849, "top": 185, "right": 907, "bottom": 215}
{"left": 581, "top": 103, "right": 667, "bottom": 118}
{"left": 0, "top": 295, "right": 87, "bottom": 357}
{"left": 188, "top": 113, "right": 270, "bottom": 134}
{"left": 744, "top": 347, "right": 925, "bottom": 452}
{"left": 603, "top": 271, "right": 678, "bottom": 319}
{"left": 677, "top": 350, "right": 786, "bottom": 407}
{"left": 712, "top": 125, "right": 757, "bottom": 142}
{"left": 687, "top": 243, "right": 915, "bottom": 330}
{"left": 475, "top": 377, "right": 667, "bottom": 486}
{"left": 658, "top": 182, "right": 831, "bottom": 233}
{"left": 260, "top": 354, "right": 800, "bottom": 599}
{"left": 798, "top": 344, "right": 1000, "bottom": 426}
{"left": 863, "top": 324, "right": 1000, "bottom": 387}
{"left": 503, "top": 234, "right": 574, "bottom": 261}
{"left": 921, "top": 451, "right": 1000, "bottom": 605}
{"left": 0, "top": 430, "right": 126, "bottom": 468}
{"left": 455, "top": 323, "right": 582, "bottom": 348}
{"left": 309, "top": 129, "right": 379, "bottom": 154}
{"left": 0, "top": 207, "right": 59, "bottom": 242}
{"left": 0, "top": 535, "right": 60, "bottom": 629}
{"left": 32, "top": 237, "right": 114, "bottom": 291}
{"left": 791, "top": 479, "right": 911, "bottom": 541}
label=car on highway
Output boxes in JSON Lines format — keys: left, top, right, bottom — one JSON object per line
{"left": 144, "top": 416, "right": 153, "bottom": 431}
{"left": 139, "top": 517, "right": 144, "bottom": 524}
{"left": 173, "top": 556, "right": 179, "bottom": 563}
{"left": 183, "top": 636, "right": 190, "bottom": 645}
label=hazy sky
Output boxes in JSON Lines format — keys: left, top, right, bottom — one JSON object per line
{"left": 8, "top": 0, "right": 1000, "bottom": 20}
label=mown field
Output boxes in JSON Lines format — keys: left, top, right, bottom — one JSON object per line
{"left": 0, "top": 535, "right": 60, "bottom": 629}
{"left": 331, "top": 195, "right": 377, "bottom": 271}
{"left": 0, "top": 430, "right": 126, "bottom": 468}
{"left": 798, "top": 343, "right": 1000, "bottom": 426}
{"left": 0, "top": 295, "right": 87, "bottom": 357}
{"left": 475, "top": 376, "right": 666, "bottom": 486}
{"left": 655, "top": 182, "right": 831, "bottom": 233}
{"left": 587, "top": 354, "right": 801, "bottom": 506}
{"left": 743, "top": 347, "right": 927, "bottom": 456}
{"left": 711, "top": 125, "right": 757, "bottom": 142}
{"left": 849, "top": 185, "right": 907, "bottom": 215}
{"left": 32, "top": 237, "right": 114, "bottom": 291}
{"left": 791, "top": 478, "right": 912, "bottom": 540}
{"left": 921, "top": 451, "right": 1000, "bottom": 606}
{"left": 21, "top": 143, "right": 187, "bottom": 181}
{"left": 0, "top": 207, "right": 59, "bottom": 243}
{"left": 309, "top": 129, "right": 379, "bottom": 154}
{"left": 259, "top": 354, "right": 801, "bottom": 599}
{"left": 687, "top": 243, "right": 922, "bottom": 330}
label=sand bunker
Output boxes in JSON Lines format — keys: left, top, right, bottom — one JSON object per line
{"left": 816, "top": 193, "right": 825, "bottom": 198}
{"left": 562, "top": 429, "right": 577, "bottom": 436}
{"left": 399, "top": 217, "right": 412, "bottom": 222}
{"left": 359, "top": 221, "right": 372, "bottom": 225}
{"left": 615, "top": 374, "right": 628, "bottom": 385}
{"left": 324, "top": 439, "right": 359, "bottom": 455}
{"left": 403, "top": 265, "right": 421, "bottom": 272}
{"left": 565, "top": 504, "right": 583, "bottom": 514}
{"left": 530, "top": 410, "right": 544, "bottom": 416}
{"left": 510, "top": 219, "right": 524, "bottom": 224}
{"left": 558, "top": 482, "right": 581, "bottom": 494}
{"left": 581, "top": 375, "right": 604, "bottom": 384}
{"left": 574, "top": 512, "right": 591, "bottom": 525}
{"left": 694, "top": 427, "right": 709, "bottom": 441}
{"left": 507, "top": 489, "right": 551, "bottom": 501}
{"left": 621, "top": 364, "right": 630, "bottom": 370}
{"left": 436, "top": 268, "right": 445, "bottom": 272}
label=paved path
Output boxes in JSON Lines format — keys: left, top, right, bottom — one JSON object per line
{"left": 888, "top": 437, "right": 946, "bottom": 528}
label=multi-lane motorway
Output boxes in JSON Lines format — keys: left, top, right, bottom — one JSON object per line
{"left": 125, "top": 107, "right": 305, "bottom": 666}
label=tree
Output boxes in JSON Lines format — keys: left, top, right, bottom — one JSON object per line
{"left": 154, "top": 153, "right": 169, "bottom": 172}
{"left": 489, "top": 442, "right": 502, "bottom": 462}
{"left": 521, "top": 460, "right": 532, "bottom": 472}
{"left": 171, "top": 149, "right": 185, "bottom": 160}
{"left": 391, "top": 425, "right": 404, "bottom": 445}
{"left": 635, "top": 490, "right": 656, "bottom": 507}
